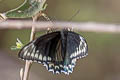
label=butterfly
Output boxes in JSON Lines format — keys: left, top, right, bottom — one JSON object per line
{"left": 18, "top": 30, "right": 88, "bottom": 75}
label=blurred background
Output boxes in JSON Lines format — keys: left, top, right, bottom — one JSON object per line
{"left": 0, "top": 0, "right": 120, "bottom": 80}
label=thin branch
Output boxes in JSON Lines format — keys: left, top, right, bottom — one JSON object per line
{"left": 0, "top": 20, "right": 120, "bottom": 33}
{"left": 22, "top": 60, "right": 32, "bottom": 80}
{"left": 20, "top": 68, "right": 23, "bottom": 80}
{"left": 22, "top": 13, "right": 40, "bottom": 80}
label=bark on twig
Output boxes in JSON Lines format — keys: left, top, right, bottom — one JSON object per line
{"left": 0, "top": 20, "right": 120, "bottom": 33}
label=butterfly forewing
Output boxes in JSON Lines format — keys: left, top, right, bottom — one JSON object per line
{"left": 67, "top": 32, "right": 88, "bottom": 59}
{"left": 59, "top": 31, "right": 88, "bottom": 74}
{"left": 18, "top": 32, "right": 60, "bottom": 62}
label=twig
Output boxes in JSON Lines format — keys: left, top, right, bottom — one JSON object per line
{"left": 22, "top": 60, "right": 32, "bottom": 80}
{"left": 22, "top": 13, "right": 41, "bottom": 80}
{"left": 0, "top": 20, "right": 120, "bottom": 33}
{"left": 20, "top": 68, "right": 23, "bottom": 80}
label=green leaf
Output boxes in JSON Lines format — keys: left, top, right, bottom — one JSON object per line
{"left": 3, "top": 0, "right": 47, "bottom": 18}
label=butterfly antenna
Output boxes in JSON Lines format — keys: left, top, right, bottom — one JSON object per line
{"left": 68, "top": 9, "right": 80, "bottom": 21}
{"left": 67, "top": 9, "right": 80, "bottom": 31}
{"left": 42, "top": 13, "right": 54, "bottom": 33}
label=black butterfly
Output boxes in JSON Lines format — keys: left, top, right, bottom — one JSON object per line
{"left": 18, "top": 30, "right": 88, "bottom": 75}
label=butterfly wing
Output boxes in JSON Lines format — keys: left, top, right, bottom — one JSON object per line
{"left": 61, "top": 31, "right": 88, "bottom": 74}
{"left": 68, "top": 31, "right": 88, "bottom": 59}
{"left": 18, "top": 31, "right": 88, "bottom": 75}
{"left": 18, "top": 31, "right": 66, "bottom": 74}
{"left": 18, "top": 31, "right": 60, "bottom": 63}
{"left": 46, "top": 31, "right": 88, "bottom": 75}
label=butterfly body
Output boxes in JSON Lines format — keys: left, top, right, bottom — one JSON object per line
{"left": 18, "top": 30, "right": 88, "bottom": 75}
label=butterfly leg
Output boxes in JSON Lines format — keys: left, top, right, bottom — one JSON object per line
{"left": 67, "top": 27, "right": 74, "bottom": 31}
{"left": 63, "top": 27, "right": 74, "bottom": 32}
{"left": 46, "top": 27, "right": 52, "bottom": 33}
